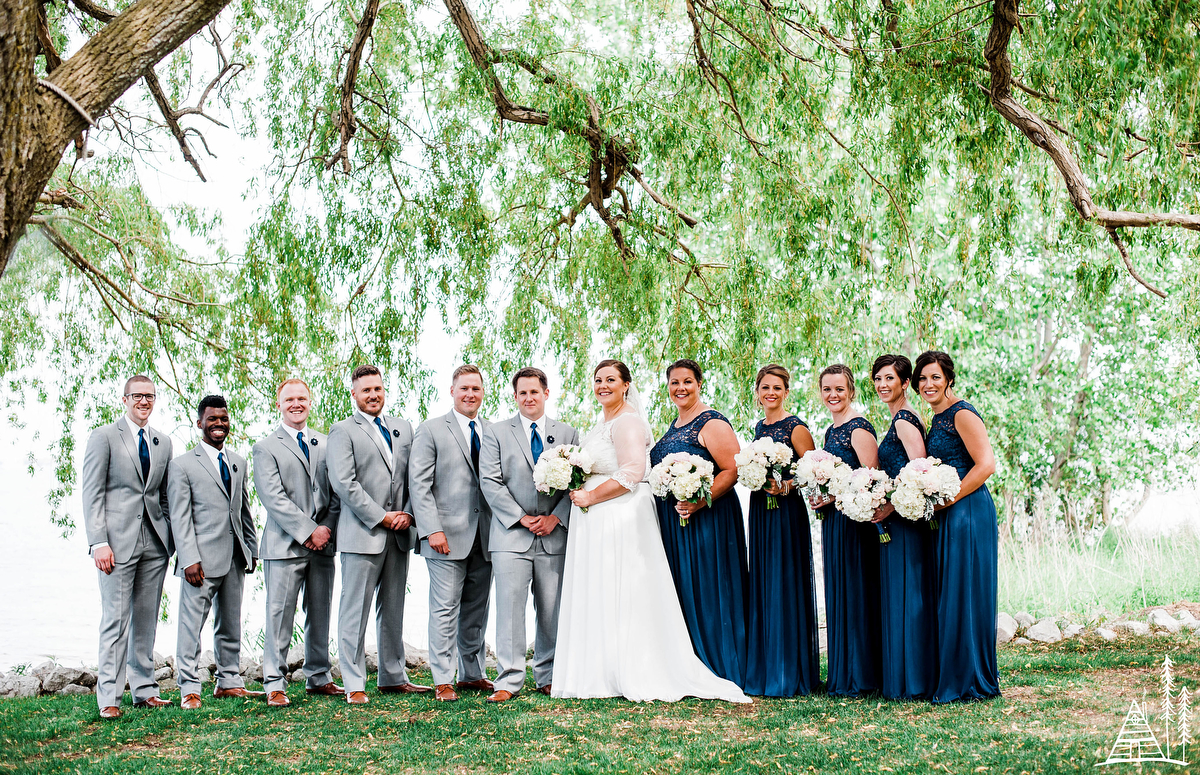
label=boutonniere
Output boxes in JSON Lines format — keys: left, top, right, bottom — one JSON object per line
{"left": 311, "top": 438, "right": 318, "bottom": 446}
{"left": 153, "top": 437, "right": 160, "bottom": 445}
{"left": 547, "top": 435, "right": 556, "bottom": 444}
{"left": 392, "top": 429, "right": 400, "bottom": 437}
{"left": 232, "top": 464, "right": 239, "bottom": 473}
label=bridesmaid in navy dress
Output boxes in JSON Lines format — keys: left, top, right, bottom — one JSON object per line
{"left": 913, "top": 350, "right": 1001, "bottom": 703}
{"left": 808, "top": 364, "right": 882, "bottom": 697}
{"left": 744, "top": 364, "right": 820, "bottom": 697}
{"left": 651, "top": 359, "right": 748, "bottom": 687}
{"left": 871, "top": 354, "right": 937, "bottom": 701}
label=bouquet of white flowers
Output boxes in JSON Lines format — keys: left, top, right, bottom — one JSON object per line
{"left": 648, "top": 452, "right": 715, "bottom": 526}
{"left": 532, "top": 445, "right": 596, "bottom": 511}
{"left": 734, "top": 437, "right": 795, "bottom": 510}
{"left": 889, "top": 457, "right": 961, "bottom": 528}
{"left": 791, "top": 449, "right": 852, "bottom": 518}
{"left": 829, "top": 466, "right": 893, "bottom": 542}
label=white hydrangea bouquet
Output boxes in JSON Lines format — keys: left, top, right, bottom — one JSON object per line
{"left": 791, "top": 449, "right": 852, "bottom": 518}
{"left": 890, "top": 457, "right": 961, "bottom": 529}
{"left": 532, "top": 444, "right": 596, "bottom": 511}
{"left": 734, "top": 438, "right": 795, "bottom": 510}
{"left": 648, "top": 452, "right": 715, "bottom": 526}
{"left": 830, "top": 467, "right": 893, "bottom": 543}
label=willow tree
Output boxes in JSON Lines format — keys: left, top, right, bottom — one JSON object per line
{"left": 5, "top": 0, "right": 1200, "bottom": 532}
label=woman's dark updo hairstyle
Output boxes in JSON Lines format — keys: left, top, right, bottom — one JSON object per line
{"left": 913, "top": 350, "right": 956, "bottom": 389}
{"left": 594, "top": 359, "right": 633, "bottom": 384}
{"left": 872, "top": 354, "right": 913, "bottom": 384}
{"left": 666, "top": 358, "right": 703, "bottom": 383}
{"left": 754, "top": 363, "right": 790, "bottom": 390}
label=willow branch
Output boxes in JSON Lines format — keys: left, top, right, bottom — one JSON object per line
{"left": 328, "top": 0, "right": 381, "bottom": 173}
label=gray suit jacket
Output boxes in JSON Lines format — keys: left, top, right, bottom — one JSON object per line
{"left": 252, "top": 424, "right": 341, "bottom": 561}
{"left": 409, "top": 411, "right": 492, "bottom": 561}
{"left": 168, "top": 445, "right": 258, "bottom": 578}
{"left": 479, "top": 414, "right": 578, "bottom": 555}
{"left": 327, "top": 412, "right": 416, "bottom": 555}
{"left": 82, "top": 418, "right": 174, "bottom": 563}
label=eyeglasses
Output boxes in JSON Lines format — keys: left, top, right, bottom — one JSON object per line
{"left": 125, "top": 393, "right": 157, "bottom": 402}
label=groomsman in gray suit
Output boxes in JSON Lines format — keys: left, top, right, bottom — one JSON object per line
{"left": 409, "top": 364, "right": 494, "bottom": 703}
{"left": 479, "top": 367, "right": 578, "bottom": 703}
{"left": 169, "top": 395, "right": 261, "bottom": 710}
{"left": 252, "top": 378, "right": 343, "bottom": 708}
{"left": 82, "top": 375, "right": 174, "bottom": 719}
{"left": 327, "top": 365, "right": 431, "bottom": 704}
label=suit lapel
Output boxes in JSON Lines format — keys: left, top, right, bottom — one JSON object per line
{"left": 116, "top": 418, "right": 146, "bottom": 488}
{"left": 275, "top": 424, "right": 313, "bottom": 477}
{"left": 355, "top": 413, "right": 394, "bottom": 472}
{"left": 509, "top": 416, "right": 535, "bottom": 470}
{"left": 195, "top": 446, "right": 231, "bottom": 500}
{"left": 446, "top": 412, "right": 474, "bottom": 470}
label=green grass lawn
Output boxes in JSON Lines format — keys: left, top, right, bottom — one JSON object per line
{"left": 3, "top": 636, "right": 1198, "bottom": 775}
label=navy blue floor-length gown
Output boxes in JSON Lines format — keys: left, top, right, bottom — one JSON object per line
{"left": 821, "top": 417, "right": 882, "bottom": 697}
{"left": 744, "top": 416, "right": 820, "bottom": 697}
{"left": 877, "top": 409, "right": 937, "bottom": 701}
{"left": 651, "top": 409, "right": 749, "bottom": 687}
{"left": 926, "top": 400, "right": 1000, "bottom": 703}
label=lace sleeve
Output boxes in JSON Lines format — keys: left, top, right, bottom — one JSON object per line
{"left": 609, "top": 413, "right": 649, "bottom": 490}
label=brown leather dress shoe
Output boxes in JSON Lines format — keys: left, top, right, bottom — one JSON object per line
{"left": 455, "top": 678, "right": 494, "bottom": 692}
{"left": 378, "top": 683, "right": 433, "bottom": 694}
{"left": 536, "top": 684, "right": 552, "bottom": 696}
{"left": 346, "top": 691, "right": 370, "bottom": 705}
{"left": 99, "top": 706, "right": 122, "bottom": 719}
{"left": 181, "top": 694, "right": 202, "bottom": 710}
{"left": 133, "top": 696, "right": 173, "bottom": 708}
{"left": 267, "top": 691, "right": 291, "bottom": 707}
{"left": 486, "top": 690, "right": 517, "bottom": 703}
{"left": 213, "top": 687, "right": 266, "bottom": 699}
{"left": 306, "top": 682, "right": 346, "bottom": 696}
{"left": 434, "top": 684, "right": 459, "bottom": 702}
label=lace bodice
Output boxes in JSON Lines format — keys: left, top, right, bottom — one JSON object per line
{"left": 926, "top": 400, "right": 981, "bottom": 479}
{"left": 878, "top": 409, "right": 925, "bottom": 478}
{"left": 580, "top": 411, "right": 653, "bottom": 490}
{"left": 754, "top": 415, "right": 808, "bottom": 452}
{"left": 650, "top": 409, "right": 730, "bottom": 469}
{"left": 822, "top": 416, "right": 876, "bottom": 469}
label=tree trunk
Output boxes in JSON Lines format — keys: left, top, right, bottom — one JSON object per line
{"left": 0, "top": 0, "right": 232, "bottom": 275}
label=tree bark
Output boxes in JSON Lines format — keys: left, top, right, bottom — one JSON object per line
{"left": 0, "top": 0, "right": 231, "bottom": 276}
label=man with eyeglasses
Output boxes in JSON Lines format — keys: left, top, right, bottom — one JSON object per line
{"left": 82, "top": 375, "right": 175, "bottom": 719}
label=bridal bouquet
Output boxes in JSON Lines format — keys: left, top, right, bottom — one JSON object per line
{"left": 533, "top": 444, "right": 596, "bottom": 510}
{"left": 734, "top": 438, "right": 795, "bottom": 510}
{"left": 890, "top": 457, "right": 961, "bottom": 529}
{"left": 790, "top": 449, "right": 852, "bottom": 517}
{"left": 648, "top": 452, "right": 714, "bottom": 527}
{"left": 830, "top": 467, "right": 893, "bottom": 543}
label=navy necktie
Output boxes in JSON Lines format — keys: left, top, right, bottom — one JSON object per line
{"left": 218, "top": 451, "right": 232, "bottom": 496}
{"left": 138, "top": 428, "right": 151, "bottom": 482}
{"left": 297, "top": 431, "right": 310, "bottom": 462}
{"left": 530, "top": 421, "right": 543, "bottom": 464}
{"left": 469, "top": 420, "right": 480, "bottom": 473}
{"left": 375, "top": 417, "right": 393, "bottom": 452}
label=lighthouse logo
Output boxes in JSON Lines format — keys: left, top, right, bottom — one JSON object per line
{"left": 1097, "top": 655, "right": 1190, "bottom": 767}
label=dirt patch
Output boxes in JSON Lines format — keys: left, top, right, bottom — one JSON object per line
{"left": 1127, "top": 600, "right": 1200, "bottom": 620}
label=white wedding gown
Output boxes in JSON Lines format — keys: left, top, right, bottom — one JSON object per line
{"left": 552, "top": 412, "right": 750, "bottom": 703}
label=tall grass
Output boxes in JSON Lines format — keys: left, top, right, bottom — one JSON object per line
{"left": 998, "top": 528, "right": 1200, "bottom": 618}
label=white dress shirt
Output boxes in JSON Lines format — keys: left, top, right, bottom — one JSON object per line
{"left": 199, "top": 438, "right": 232, "bottom": 482}
{"left": 519, "top": 412, "right": 548, "bottom": 453}
{"left": 452, "top": 409, "right": 482, "bottom": 446}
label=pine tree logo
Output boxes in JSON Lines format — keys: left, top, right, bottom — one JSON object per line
{"left": 1097, "top": 656, "right": 1190, "bottom": 767}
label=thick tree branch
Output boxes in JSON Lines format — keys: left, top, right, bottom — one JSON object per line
{"left": 983, "top": 0, "right": 1191, "bottom": 297}
{"left": 2, "top": 0, "right": 233, "bottom": 274}
{"left": 328, "top": 0, "right": 380, "bottom": 173}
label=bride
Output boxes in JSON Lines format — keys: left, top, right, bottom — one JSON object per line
{"left": 552, "top": 359, "right": 749, "bottom": 703}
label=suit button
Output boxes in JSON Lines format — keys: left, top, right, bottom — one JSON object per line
{"left": 474, "top": 509, "right": 479, "bottom": 513}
